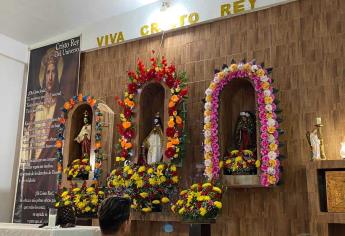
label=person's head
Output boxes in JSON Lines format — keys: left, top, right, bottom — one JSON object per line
{"left": 42, "top": 51, "right": 60, "bottom": 93}
{"left": 98, "top": 197, "right": 131, "bottom": 236}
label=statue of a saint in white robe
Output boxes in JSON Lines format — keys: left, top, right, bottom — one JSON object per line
{"left": 75, "top": 111, "right": 92, "bottom": 157}
{"left": 143, "top": 112, "right": 163, "bottom": 164}
{"left": 307, "top": 129, "right": 321, "bottom": 160}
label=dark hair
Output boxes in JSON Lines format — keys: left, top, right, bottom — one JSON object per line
{"left": 98, "top": 197, "right": 130, "bottom": 235}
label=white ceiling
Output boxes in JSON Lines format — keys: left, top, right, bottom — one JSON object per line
{"left": 0, "top": 0, "right": 160, "bottom": 45}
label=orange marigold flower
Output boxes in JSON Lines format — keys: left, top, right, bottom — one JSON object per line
{"left": 168, "top": 101, "right": 175, "bottom": 108}
{"left": 267, "top": 126, "right": 276, "bottom": 134}
{"left": 58, "top": 117, "right": 66, "bottom": 124}
{"left": 171, "top": 95, "right": 179, "bottom": 103}
{"left": 124, "top": 98, "right": 135, "bottom": 107}
{"left": 64, "top": 102, "right": 71, "bottom": 110}
{"left": 95, "top": 142, "right": 101, "bottom": 149}
{"left": 168, "top": 119, "right": 175, "bottom": 128}
{"left": 89, "top": 99, "right": 96, "bottom": 107}
{"left": 122, "top": 121, "right": 132, "bottom": 129}
{"left": 167, "top": 142, "right": 174, "bottom": 148}
{"left": 261, "top": 82, "right": 270, "bottom": 90}
{"left": 172, "top": 138, "right": 180, "bottom": 145}
{"left": 125, "top": 142, "right": 132, "bottom": 149}
{"left": 176, "top": 116, "right": 182, "bottom": 125}
{"left": 78, "top": 94, "right": 83, "bottom": 102}
{"left": 56, "top": 140, "right": 62, "bottom": 148}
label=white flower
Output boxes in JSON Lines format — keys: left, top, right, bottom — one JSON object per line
{"left": 213, "top": 77, "right": 220, "bottom": 83}
{"left": 268, "top": 134, "right": 275, "bottom": 143}
{"left": 204, "top": 159, "right": 212, "bottom": 167}
{"left": 267, "top": 167, "right": 276, "bottom": 175}
{"left": 265, "top": 104, "right": 273, "bottom": 111}
{"left": 260, "top": 75, "right": 269, "bottom": 82}
{"left": 267, "top": 118, "right": 276, "bottom": 127}
{"left": 264, "top": 89, "right": 271, "bottom": 96}
{"left": 205, "top": 88, "right": 213, "bottom": 96}
{"left": 204, "top": 116, "right": 211, "bottom": 124}
{"left": 204, "top": 144, "right": 212, "bottom": 152}
{"left": 204, "top": 102, "right": 211, "bottom": 110}
{"left": 268, "top": 151, "right": 277, "bottom": 159}
{"left": 238, "top": 63, "right": 244, "bottom": 70}
{"left": 223, "top": 67, "right": 230, "bottom": 73}
{"left": 251, "top": 65, "right": 258, "bottom": 72}
{"left": 204, "top": 130, "right": 211, "bottom": 137}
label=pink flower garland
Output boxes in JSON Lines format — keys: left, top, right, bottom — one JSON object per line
{"left": 203, "top": 63, "right": 280, "bottom": 186}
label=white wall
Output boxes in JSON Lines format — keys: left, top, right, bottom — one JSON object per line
{"left": 0, "top": 34, "right": 27, "bottom": 222}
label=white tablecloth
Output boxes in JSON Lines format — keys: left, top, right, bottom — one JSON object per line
{"left": 0, "top": 223, "right": 101, "bottom": 236}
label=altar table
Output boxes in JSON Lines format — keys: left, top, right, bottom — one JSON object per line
{"left": 0, "top": 223, "right": 101, "bottom": 236}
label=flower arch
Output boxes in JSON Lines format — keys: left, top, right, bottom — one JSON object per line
{"left": 116, "top": 53, "right": 188, "bottom": 163}
{"left": 56, "top": 94, "right": 103, "bottom": 184}
{"left": 203, "top": 62, "right": 281, "bottom": 187}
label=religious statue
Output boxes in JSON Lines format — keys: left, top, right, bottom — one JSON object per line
{"left": 74, "top": 110, "right": 92, "bottom": 157}
{"left": 234, "top": 111, "right": 256, "bottom": 151}
{"left": 223, "top": 111, "right": 257, "bottom": 175}
{"left": 306, "top": 129, "right": 321, "bottom": 160}
{"left": 143, "top": 112, "right": 164, "bottom": 164}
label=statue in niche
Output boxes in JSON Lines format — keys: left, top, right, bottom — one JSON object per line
{"left": 74, "top": 110, "right": 92, "bottom": 157}
{"left": 306, "top": 129, "right": 321, "bottom": 160}
{"left": 142, "top": 112, "right": 164, "bottom": 164}
{"left": 224, "top": 111, "right": 257, "bottom": 175}
{"left": 234, "top": 111, "right": 256, "bottom": 151}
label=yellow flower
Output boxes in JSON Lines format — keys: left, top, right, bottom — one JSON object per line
{"left": 243, "top": 150, "right": 253, "bottom": 155}
{"left": 85, "top": 166, "right": 91, "bottom": 171}
{"left": 149, "top": 178, "right": 157, "bottom": 186}
{"left": 219, "top": 161, "right": 223, "bottom": 168}
{"left": 170, "top": 165, "right": 177, "bottom": 172}
{"left": 256, "top": 69, "right": 265, "bottom": 77}
{"left": 98, "top": 191, "right": 104, "bottom": 195}
{"left": 72, "top": 188, "right": 80, "bottom": 193}
{"left": 140, "top": 192, "right": 148, "bottom": 198}
{"left": 131, "top": 204, "right": 137, "bottom": 209}
{"left": 243, "top": 63, "right": 251, "bottom": 71}
{"left": 138, "top": 166, "right": 146, "bottom": 173}
{"left": 214, "top": 201, "right": 222, "bottom": 209}
{"left": 202, "top": 183, "right": 212, "bottom": 188}
{"left": 86, "top": 187, "right": 95, "bottom": 193}
{"left": 255, "top": 160, "right": 261, "bottom": 168}
{"left": 191, "top": 184, "right": 199, "bottom": 190}
{"left": 178, "top": 207, "right": 185, "bottom": 215}
{"left": 123, "top": 194, "right": 130, "bottom": 199}
{"left": 230, "top": 64, "right": 238, "bottom": 72}
{"left": 199, "top": 207, "right": 207, "bottom": 216}
{"left": 264, "top": 96, "right": 273, "bottom": 104}
{"left": 180, "top": 190, "right": 187, "bottom": 196}
{"left": 157, "top": 164, "right": 165, "bottom": 170}
{"left": 124, "top": 165, "right": 130, "bottom": 172}
{"left": 77, "top": 202, "right": 86, "bottom": 209}
{"left": 61, "top": 191, "right": 69, "bottom": 197}
{"left": 91, "top": 198, "right": 98, "bottom": 205}
{"left": 161, "top": 197, "right": 170, "bottom": 204}
{"left": 212, "top": 187, "right": 222, "bottom": 194}
{"left": 267, "top": 126, "right": 276, "bottom": 134}
{"left": 225, "top": 159, "right": 231, "bottom": 164}
{"left": 64, "top": 200, "right": 71, "bottom": 206}
{"left": 85, "top": 206, "right": 91, "bottom": 212}
{"left": 197, "top": 196, "right": 204, "bottom": 201}
{"left": 172, "top": 176, "right": 179, "bottom": 183}
{"left": 152, "top": 200, "right": 160, "bottom": 205}
{"left": 142, "top": 207, "right": 152, "bottom": 213}
{"left": 55, "top": 202, "right": 60, "bottom": 207}
{"left": 230, "top": 150, "right": 239, "bottom": 155}
{"left": 147, "top": 168, "right": 154, "bottom": 174}
{"left": 269, "top": 143, "right": 278, "bottom": 151}
{"left": 171, "top": 205, "right": 176, "bottom": 212}
{"left": 235, "top": 156, "right": 242, "bottom": 162}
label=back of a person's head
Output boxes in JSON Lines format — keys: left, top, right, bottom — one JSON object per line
{"left": 98, "top": 197, "right": 130, "bottom": 235}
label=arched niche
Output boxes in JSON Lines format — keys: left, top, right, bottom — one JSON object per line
{"left": 219, "top": 78, "right": 257, "bottom": 159}
{"left": 135, "top": 81, "right": 170, "bottom": 163}
{"left": 68, "top": 104, "right": 93, "bottom": 162}
{"left": 62, "top": 101, "right": 114, "bottom": 186}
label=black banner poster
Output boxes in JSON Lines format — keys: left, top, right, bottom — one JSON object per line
{"left": 13, "top": 37, "right": 80, "bottom": 223}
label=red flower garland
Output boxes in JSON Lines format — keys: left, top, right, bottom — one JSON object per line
{"left": 115, "top": 52, "right": 188, "bottom": 162}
